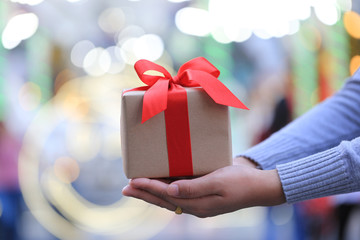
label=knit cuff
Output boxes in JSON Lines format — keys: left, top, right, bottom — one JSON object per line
{"left": 277, "top": 147, "right": 353, "bottom": 204}
{"left": 239, "top": 133, "right": 309, "bottom": 170}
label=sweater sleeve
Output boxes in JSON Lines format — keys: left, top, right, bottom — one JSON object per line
{"left": 240, "top": 68, "right": 360, "bottom": 170}
{"left": 239, "top": 68, "right": 360, "bottom": 203}
{"left": 277, "top": 137, "right": 360, "bottom": 203}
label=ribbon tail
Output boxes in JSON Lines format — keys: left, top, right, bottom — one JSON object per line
{"left": 188, "top": 70, "right": 249, "bottom": 110}
{"left": 142, "top": 80, "right": 170, "bottom": 123}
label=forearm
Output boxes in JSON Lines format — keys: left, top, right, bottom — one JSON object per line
{"left": 242, "top": 134, "right": 360, "bottom": 204}
{"left": 240, "top": 73, "right": 360, "bottom": 169}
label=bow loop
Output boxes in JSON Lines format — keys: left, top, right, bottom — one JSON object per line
{"left": 132, "top": 57, "right": 248, "bottom": 122}
{"left": 178, "top": 57, "right": 220, "bottom": 78}
{"left": 134, "top": 59, "right": 172, "bottom": 86}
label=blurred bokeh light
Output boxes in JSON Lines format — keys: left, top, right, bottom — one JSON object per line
{"left": 0, "top": 0, "right": 359, "bottom": 239}
{"left": 1, "top": 13, "right": 39, "bottom": 49}
{"left": 344, "top": 10, "right": 360, "bottom": 39}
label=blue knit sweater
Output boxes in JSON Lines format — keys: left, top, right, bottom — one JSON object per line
{"left": 241, "top": 68, "right": 360, "bottom": 203}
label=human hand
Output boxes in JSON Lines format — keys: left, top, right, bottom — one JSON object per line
{"left": 122, "top": 157, "right": 286, "bottom": 218}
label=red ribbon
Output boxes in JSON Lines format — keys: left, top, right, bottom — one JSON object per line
{"left": 129, "top": 57, "right": 248, "bottom": 177}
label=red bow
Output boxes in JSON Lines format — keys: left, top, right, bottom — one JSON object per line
{"left": 126, "top": 57, "right": 248, "bottom": 177}
{"left": 132, "top": 57, "right": 248, "bottom": 123}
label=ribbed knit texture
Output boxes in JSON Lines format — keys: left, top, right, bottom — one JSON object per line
{"left": 277, "top": 146, "right": 354, "bottom": 203}
{"left": 239, "top": 68, "right": 360, "bottom": 203}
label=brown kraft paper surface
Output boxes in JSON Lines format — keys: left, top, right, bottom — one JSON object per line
{"left": 121, "top": 87, "right": 232, "bottom": 178}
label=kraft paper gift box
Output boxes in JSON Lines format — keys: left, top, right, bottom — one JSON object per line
{"left": 121, "top": 57, "right": 248, "bottom": 179}
{"left": 121, "top": 87, "right": 233, "bottom": 178}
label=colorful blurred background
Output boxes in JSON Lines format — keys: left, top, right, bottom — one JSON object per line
{"left": 1, "top": 0, "right": 360, "bottom": 239}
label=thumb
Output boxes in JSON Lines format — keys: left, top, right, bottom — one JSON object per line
{"left": 167, "top": 175, "right": 220, "bottom": 199}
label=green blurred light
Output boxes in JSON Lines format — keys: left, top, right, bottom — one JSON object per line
{"left": 26, "top": 32, "right": 52, "bottom": 103}
{"left": 203, "top": 37, "right": 233, "bottom": 81}
{"left": 291, "top": 13, "right": 350, "bottom": 117}
{"left": 291, "top": 20, "right": 318, "bottom": 117}
{"left": 327, "top": 19, "right": 350, "bottom": 90}
{"left": 0, "top": 1, "right": 8, "bottom": 120}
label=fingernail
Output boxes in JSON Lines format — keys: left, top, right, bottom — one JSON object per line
{"left": 167, "top": 184, "right": 179, "bottom": 196}
{"left": 122, "top": 185, "right": 129, "bottom": 195}
{"left": 129, "top": 179, "right": 138, "bottom": 186}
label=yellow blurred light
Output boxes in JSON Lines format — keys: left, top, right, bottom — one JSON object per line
{"left": 98, "top": 8, "right": 126, "bottom": 34}
{"left": 143, "top": 70, "right": 165, "bottom": 77}
{"left": 344, "top": 11, "right": 360, "bottom": 39}
{"left": 175, "top": 7, "right": 212, "bottom": 37}
{"left": 54, "top": 69, "right": 75, "bottom": 94}
{"left": 18, "top": 82, "right": 42, "bottom": 111}
{"left": 2, "top": 13, "right": 39, "bottom": 49}
{"left": 19, "top": 75, "right": 175, "bottom": 239}
{"left": 42, "top": 174, "right": 174, "bottom": 235}
{"left": 350, "top": 55, "right": 360, "bottom": 75}
{"left": 61, "top": 90, "right": 89, "bottom": 120}
{"left": 66, "top": 123, "right": 101, "bottom": 162}
{"left": 54, "top": 157, "right": 80, "bottom": 184}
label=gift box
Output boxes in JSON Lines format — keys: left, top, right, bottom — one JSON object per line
{"left": 121, "top": 57, "right": 248, "bottom": 179}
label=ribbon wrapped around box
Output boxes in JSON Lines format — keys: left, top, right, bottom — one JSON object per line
{"left": 121, "top": 57, "right": 248, "bottom": 179}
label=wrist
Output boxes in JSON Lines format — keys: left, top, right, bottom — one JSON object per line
{"left": 262, "top": 169, "right": 286, "bottom": 205}
{"left": 233, "top": 156, "right": 260, "bottom": 168}
{"left": 234, "top": 158, "right": 286, "bottom": 207}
